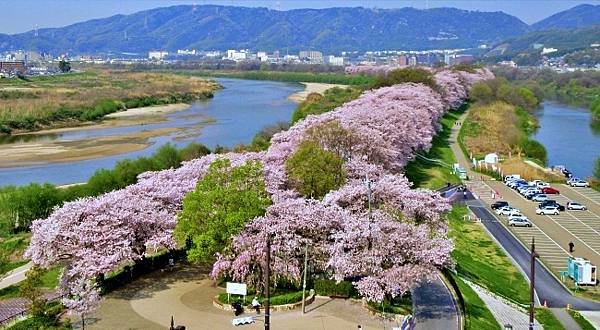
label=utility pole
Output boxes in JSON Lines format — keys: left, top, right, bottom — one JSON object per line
{"left": 529, "top": 237, "right": 538, "bottom": 330}
{"left": 301, "top": 245, "right": 308, "bottom": 314}
{"left": 265, "top": 236, "right": 271, "bottom": 330}
{"left": 366, "top": 174, "right": 373, "bottom": 250}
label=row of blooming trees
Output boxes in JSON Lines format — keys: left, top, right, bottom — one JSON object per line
{"left": 25, "top": 67, "right": 493, "bottom": 316}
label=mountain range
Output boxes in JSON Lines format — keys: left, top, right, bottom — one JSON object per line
{"left": 0, "top": 4, "right": 598, "bottom": 54}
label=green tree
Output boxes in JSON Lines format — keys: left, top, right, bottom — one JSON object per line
{"left": 594, "top": 156, "right": 600, "bottom": 180}
{"left": 19, "top": 267, "right": 47, "bottom": 316}
{"left": 175, "top": 159, "right": 271, "bottom": 263}
{"left": 591, "top": 98, "right": 600, "bottom": 122}
{"left": 58, "top": 60, "right": 71, "bottom": 73}
{"left": 371, "top": 68, "right": 437, "bottom": 90}
{"left": 469, "top": 82, "right": 494, "bottom": 104}
{"left": 152, "top": 143, "right": 182, "bottom": 169}
{"left": 285, "top": 140, "right": 346, "bottom": 199}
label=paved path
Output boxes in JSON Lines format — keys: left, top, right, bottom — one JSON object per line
{"left": 466, "top": 280, "right": 541, "bottom": 329}
{"left": 412, "top": 273, "right": 459, "bottom": 330}
{"left": 550, "top": 308, "right": 582, "bottom": 330}
{"left": 85, "top": 265, "right": 398, "bottom": 330}
{"left": 0, "top": 262, "right": 32, "bottom": 290}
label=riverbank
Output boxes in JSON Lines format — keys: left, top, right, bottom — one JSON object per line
{"left": 287, "top": 82, "right": 348, "bottom": 103}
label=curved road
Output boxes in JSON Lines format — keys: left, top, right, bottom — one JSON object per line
{"left": 412, "top": 274, "right": 460, "bottom": 330}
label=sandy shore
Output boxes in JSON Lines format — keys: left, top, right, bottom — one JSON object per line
{"left": 106, "top": 103, "right": 190, "bottom": 118}
{"left": 288, "top": 82, "right": 348, "bottom": 103}
{"left": 0, "top": 128, "right": 178, "bottom": 168}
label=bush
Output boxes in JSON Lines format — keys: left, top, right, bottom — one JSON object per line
{"left": 314, "top": 279, "right": 354, "bottom": 297}
{"left": 591, "top": 98, "right": 600, "bottom": 122}
{"left": 370, "top": 68, "right": 437, "bottom": 90}
{"left": 292, "top": 87, "right": 362, "bottom": 124}
{"left": 217, "top": 290, "right": 304, "bottom": 306}
{"left": 521, "top": 139, "right": 547, "bottom": 164}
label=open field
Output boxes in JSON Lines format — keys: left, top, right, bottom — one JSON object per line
{"left": 0, "top": 70, "right": 218, "bottom": 134}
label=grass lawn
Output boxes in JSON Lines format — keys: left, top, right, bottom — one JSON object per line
{"left": 0, "top": 266, "right": 61, "bottom": 300}
{"left": 451, "top": 273, "right": 500, "bottom": 330}
{"left": 535, "top": 308, "right": 565, "bottom": 330}
{"left": 404, "top": 109, "right": 462, "bottom": 189}
{"left": 0, "top": 233, "right": 30, "bottom": 276}
{"left": 448, "top": 206, "right": 530, "bottom": 305}
{"left": 567, "top": 309, "right": 596, "bottom": 330}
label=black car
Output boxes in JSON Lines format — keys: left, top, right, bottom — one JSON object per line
{"left": 491, "top": 201, "right": 509, "bottom": 209}
{"left": 562, "top": 169, "right": 572, "bottom": 178}
{"left": 539, "top": 200, "right": 565, "bottom": 211}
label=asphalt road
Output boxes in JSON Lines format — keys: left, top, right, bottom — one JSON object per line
{"left": 466, "top": 196, "right": 600, "bottom": 310}
{"left": 412, "top": 274, "right": 459, "bottom": 330}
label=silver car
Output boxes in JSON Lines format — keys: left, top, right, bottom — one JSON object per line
{"left": 567, "top": 202, "right": 587, "bottom": 211}
{"left": 508, "top": 217, "right": 532, "bottom": 227}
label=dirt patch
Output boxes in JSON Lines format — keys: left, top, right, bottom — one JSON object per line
{"left": 106, "top": 103, "right": 190, "bottom": 118}
{"left": 288, "top": 82, "right": 348, "bottom": 103}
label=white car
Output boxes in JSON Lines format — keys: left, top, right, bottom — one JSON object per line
{"left": 508, "top": 217, "right": 532, "bottom": 227}
{"left": 569, "top": 179, "right": 590, "bottom": 187}
{"left": 506, "top": 211, "right": 524, "bottom": 218}
{"left": 567, "top": 202, "right": 587, "bottom": 211}
{"left": 496, "top": 206, "right": 519, "bottom": 216}
{"left": 529, "top": 180, "right": 550, "bottom": 188}
{"left": 536, "top": 205, "right": 559, "bottom": 215}
{"left": 532, "top": 194, "right": 549, "bottom": 202}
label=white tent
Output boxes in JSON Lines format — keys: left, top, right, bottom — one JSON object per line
{"left": 484, "top": 153, "right": 498, "bottom": 164}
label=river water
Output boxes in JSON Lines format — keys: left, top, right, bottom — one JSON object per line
{"left": 0, "top": 78, "right": 302, "bottom": 186}
{"left": 533, "top": 102, "right": 600, "bottom": 178}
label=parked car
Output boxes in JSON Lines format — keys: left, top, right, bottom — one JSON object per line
{"left": 569, "top": 179, "right": 590, "bottom": 187}
{"left": 541, "top": 187, "right": 560, "bottom": 195}
{"left": 508, "top": 180, "right": 526, "bottom": 189}
{"left": 504, "top": 174, "right": 521, "bottom": 182}
{"left": 529, "top": 180, "right": 550, "bottom": 188}
{"left": 491, "top": 201, "right": 509, "bottom": 210}
{"left": 497, "top": 206, "right": 520, "bottom": 216}
{"left": 518, "top": 185, "right": 536, "bottom": 194}
{"left": 532, "top": 194, "right": 549, "bottom": 202}
{"left": 524, "top": 190, "right": 541, "bottom": 199}
{"left": 567, "top": 202, "right": 587, "bottom": 211}
{"left": 539, "top": 200, "right": 565, "bottom": 211}
{"left": 507, "top": 211, "right": 524, "bottom": 218}
{"left": 562, "top": 169, "right": 572, "bottom": 178}
{"left": 509, "top": 217, "right": 533, "bottom": 227}
{"left": 536, "top": 205, "right": 559, "bottom": 215}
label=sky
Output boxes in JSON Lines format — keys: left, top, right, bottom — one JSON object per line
{"left": 1, "top": 0, "right": 596, "bottom": 34}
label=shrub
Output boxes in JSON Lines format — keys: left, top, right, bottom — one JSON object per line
{"left": 370, "top": 68, "right": 437, "bottom": 90}
{"left": 591, "top": 98, "right": 600, "bottom": 122}
{"left": 521, "top": 139, "right": 547, "bottom": 164}
{"left": 314, "top": 279, "right": 354, "bottom": 297}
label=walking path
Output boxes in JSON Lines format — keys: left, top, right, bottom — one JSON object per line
{"left": 85, "top": 265, "right": 397, "bottom": 330}
{"left": 0, "top": 262, "right": 32, "bottom": 290}
{"left": 412, "top": 273, "right": 459, "bottom": 330}
{"left": 466, "top": 280, "right": 542, "bottom": 329}
{"left": 550, "top": 308, "right": 582, "bottom": 330}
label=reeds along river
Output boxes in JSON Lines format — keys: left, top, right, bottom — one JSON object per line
{"left": 532, "top": 102, "right": 600, "bottom": 178}
{"left": 0, "top": 78, "right": 303, "bottom": 186}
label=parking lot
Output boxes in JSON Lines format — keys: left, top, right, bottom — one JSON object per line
{"left": 468, "top": 180, "right": 600, "bottom": 276}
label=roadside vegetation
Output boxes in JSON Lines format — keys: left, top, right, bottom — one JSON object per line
{"left": 534, "top": 308, "right": 565, "bottom": 330}
{"left": 450, "top": 274, "right": 500, "bottom": 330}
{"left": 0, "top": 70, "right": 218, "bottom": 134}
{"left": 404, "top": 108, "right": 462, "bottom": 189}
{"left": 567, "top": 309, "right": 596, "bottom": 330}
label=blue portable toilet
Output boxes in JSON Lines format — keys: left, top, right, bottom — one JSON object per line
{"left": 568, "top": 257, "right": 597, "bottom": 285}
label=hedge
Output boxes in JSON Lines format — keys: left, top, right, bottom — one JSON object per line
{"left": 314, "top": 279, "right": 354, "bottom": 297}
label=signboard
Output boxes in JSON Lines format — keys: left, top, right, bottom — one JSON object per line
{"left": 226, "top": 282, "right": 247, "bottom": 296}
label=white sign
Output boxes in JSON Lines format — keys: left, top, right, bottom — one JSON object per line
{"left": 226, "top": 282, "right": 247, "bottom": 296}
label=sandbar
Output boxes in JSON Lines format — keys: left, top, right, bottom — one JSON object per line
{"left": 288, "top": 82, "right": 349, "bottom": 103}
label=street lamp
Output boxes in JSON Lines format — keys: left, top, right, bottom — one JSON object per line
{"left": 529, "top": 237, "right": 539, "bottom": 330}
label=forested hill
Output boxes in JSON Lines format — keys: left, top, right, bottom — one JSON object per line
{"left": 532, "top": 4, "right": 600, "bottom": 30}
{"left": 0, "top": 5, "right": 529, "bottom": 53}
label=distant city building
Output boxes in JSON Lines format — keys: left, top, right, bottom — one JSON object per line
{"left": 257, "top": 51, "right": 268, "bottom": 62}
{"left": 408, "top": 56, "right": 417, "bottom": 66}
{"left": 299, "top": 50, "right": 323, "bottom": 64}
{"left": 226, "top": 49, "right": 248, "bottom": 61}
{"left": 177, "top": 49, "right": 196, "bottom": 55}
{"left": 326, "top": 55, "right": 344, "bottom": 66}
{"left": 203, "top": 50, "right": 222, "bottom": 58}
{"left": 591, "top": 43, "right": 600, "bottom": 48}
{"left": 397, "top": 55, "right": 408, "bottom": 66}
{"left": 541, "top": 47, "right": 558, "bottom": 55}
{"left": 0, "top": 61, "right": 26, "bottom": 73}
{"left": 148, "top": 51, "right": 169, "bottom": 60}
{"left": 532, "top": 43, "right": 544, "bottom": 50}
{"left": 444, "top": 54, "right": 473, "bottom": 65}
{"left": 283, "top": 54, "right": 300, "bottom": 63}
{"left": 497, "top": 60, "right": 517, "bottom": 67}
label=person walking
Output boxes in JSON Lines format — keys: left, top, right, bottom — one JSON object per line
{"left": 251, "top": 296, "right": 261, "bottom": 314}
{"left": 569, "top": 241, "right": 575, "bottom": 253}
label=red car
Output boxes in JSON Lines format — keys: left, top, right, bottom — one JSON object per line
{"left": 542, "top": 187, "right": 560, "bottom": 194}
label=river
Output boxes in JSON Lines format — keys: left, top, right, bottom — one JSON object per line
{"left": 533, "top": 102, "right": 600, "bottom": 178}
{"left": 0, "top": 78, "right": 302, "bottom": 186}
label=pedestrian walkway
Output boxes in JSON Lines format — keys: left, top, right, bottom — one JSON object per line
{"left": 0, "top": 262, "right": 32, "bottom": 290}
{"left": 465, "top": 280, "right": 542, "bottom": 329}
{"left": 550, "top": 308, "right": 582, "bottom": 330}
